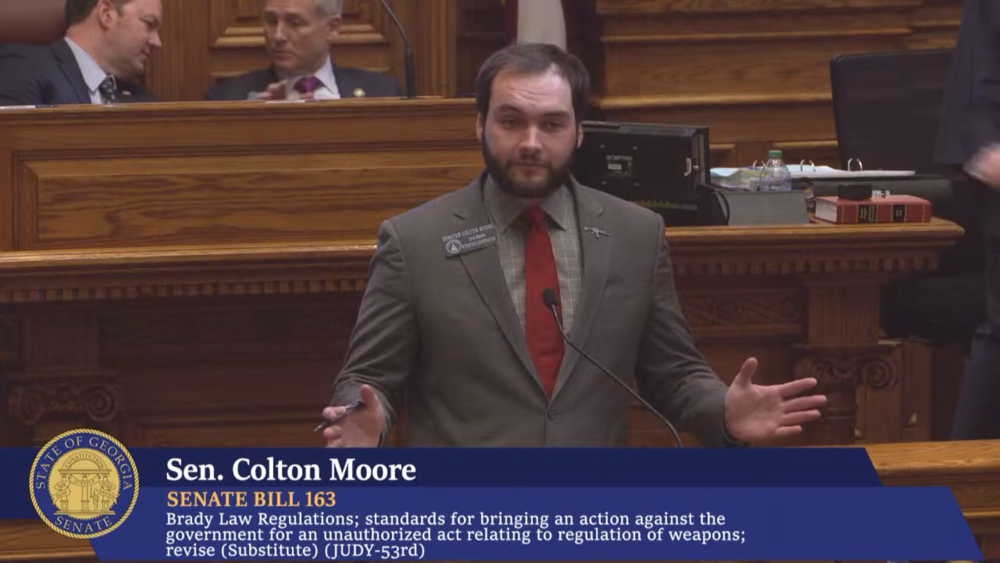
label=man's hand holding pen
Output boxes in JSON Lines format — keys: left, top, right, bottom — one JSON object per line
{"left": 320, "top": 384, "right": 385, "bottom": 448}
{"left": 249, "top": 80, "right": 315, "bottom": 101}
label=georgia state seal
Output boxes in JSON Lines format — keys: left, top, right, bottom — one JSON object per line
{"left": 29, "top": 429, "right": 139, "bottom": 539}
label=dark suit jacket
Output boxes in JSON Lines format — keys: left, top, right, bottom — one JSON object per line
{"left": 936, "top": 0, "right": 1000, "bottom": 166}
{"left": 0, "top": 39, "right": 155, "bottom": 106}
{"left": 204, "top": 65, "right": 401, "bottom": 101}
{"left": 331, "top": 171, "right": 730, "bottom": 448}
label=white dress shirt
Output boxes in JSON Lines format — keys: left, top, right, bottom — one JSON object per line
{"left": 282, "top": 56, "right": 340, "bottom": 100}
{"left": 64, "top": 38, "right": 114, "bottom": 105}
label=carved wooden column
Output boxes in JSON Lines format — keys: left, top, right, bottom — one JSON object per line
{"left": 5, "top": 307, "right": 120, "bottom": 445}
{"left": 795, "top": 275, "right": 899, "bottom": 445}
{"left": 0, "top": 310, "right": 17, "bottom": 369}
{"left": 390, "top": 0, "right": 459, "bottom": 97}
{"left": 0, "top": 310, "right": 22, "bottom": 445}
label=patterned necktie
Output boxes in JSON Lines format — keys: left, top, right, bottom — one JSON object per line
{"left": 522, "top": 206, "right": 563, "bottom": 397}
{"left": 294, "top": 76, "right": 323, "bottom": 95}
{"left": 98, "top": 76, "right": 119, "bottom": 104}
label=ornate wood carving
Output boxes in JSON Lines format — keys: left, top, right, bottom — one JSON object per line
{"left": 796, "top": 354, "right": 899, "bottom": 391}
{"left": 7, "top": 374, "right": 121, "bottom": 427}
{"left": 0, "top": 312, "right": 18, "bottom": 367}
{"left": 102, "top": 297, "right": 360, "bottom": 367}
{"left": 795, "top": 348, "right": 899, "bottom": 444}
{"left": 0, "top": 214, "right": 963, "bottom": 305}
{"left": 680, "top": 291, "right": 802, "bottom": 338}
{"left": 0, "top": 278, "right": 369, "bottom": 304}
{"left": 132, "top": 411, "right": 323, "bottom": 448}
{"left": 0, "top": 244, "right": 374, "bottom": 304}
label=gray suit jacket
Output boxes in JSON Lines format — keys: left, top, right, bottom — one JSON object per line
{"left": 331, "top": 172, "right": 729, "bottom": 447}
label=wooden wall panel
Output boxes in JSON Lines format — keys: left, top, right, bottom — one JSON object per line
{"left": 457, "top": 0, "right": 506, "bottom": 96}
{"left": 457, "top": 0, "right": 961, "bottom": 169}
{"left": 588, "top": 0, "right": 962, "bottom": 168}
{"left": 20, "top": 155, "right": 480, "bottom": 250}
{"left": 908, "top": 0, "right": 966, "bottom": 49}
{"left": 601, "top": 35, "right": 905, "bottom": 98}
{"left": 144, "top": 0, "right": 959, "bottom": 166}
{"left": 0, "top": 100, "right": 481, "bottom": 252}
{"left": 409, "top": 0, "right": 460, "bottom": 98}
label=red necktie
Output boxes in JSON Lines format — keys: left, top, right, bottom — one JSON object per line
{"left": 294, "top": 76, "right": 322, "bottom": 95}
{"left": 522, "top": 207, "right": 564, "bottom": 397}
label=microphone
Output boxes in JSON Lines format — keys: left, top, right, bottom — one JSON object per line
{"left": 541, "top": 288, "right": 684, "bottom": 447}
{"left": 378, "top": 0, "right": 416, "bottom": 99}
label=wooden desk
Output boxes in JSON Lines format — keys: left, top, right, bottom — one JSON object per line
{"left": 867, "top": 440, "right": 1000, "bottom": 559}
{"left": 0, "top": 222, "right": 961, "bottom": 449}
{"left": 0, "top": 99, "right": 482, "bottom": 252}
{"left": 0, "top": 100, "right": 963, "bottom": 449}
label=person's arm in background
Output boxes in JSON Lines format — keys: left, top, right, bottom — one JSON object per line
{"left": 965, "top": 0, "right": 1000, "bottom": 187}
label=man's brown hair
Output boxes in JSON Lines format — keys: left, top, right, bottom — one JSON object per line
{"left": 65, "top": 0, "right": 129, "bottom": 27}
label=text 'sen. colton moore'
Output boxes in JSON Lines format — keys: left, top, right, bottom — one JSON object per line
{"left": 166, "top": 457, "right": 416, "bottom": 482}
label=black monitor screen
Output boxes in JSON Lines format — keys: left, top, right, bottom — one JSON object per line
{"left": 571, "top": 121, "right": 709, "bottom": 209}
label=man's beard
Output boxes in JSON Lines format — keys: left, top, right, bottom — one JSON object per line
{"left": 482, "top": 137, "right": 573, "bottom": 200}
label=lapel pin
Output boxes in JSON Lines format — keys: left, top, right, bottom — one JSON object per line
{"left": 584, "top": 227, "right": 611, "bottom": 239}
{"left": 353, "top": 88, "right": 366, "bottom": 98}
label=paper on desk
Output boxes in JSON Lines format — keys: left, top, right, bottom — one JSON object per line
{"left": 712, "top": 166, "right": 916, "bottom": 183}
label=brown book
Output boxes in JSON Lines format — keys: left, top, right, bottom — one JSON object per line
{"left": 814, "top": 195, "right": 931, "bottom": 224}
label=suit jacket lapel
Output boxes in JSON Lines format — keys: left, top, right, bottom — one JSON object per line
{"left": 552, "top": 181, "right": 613, "bottom": 399}
{"left": 253, "top": 68, "right": 280, "bottom": 97}
{"left": 333, "top": 65, "right": 366, "bottom": 98}
{"left": 263, "top": 68, "right": 279, "bottom": 91}
{"left": 451, "top": 174, "right": 545, "bottom": 394}
{"left": 51, "top": 40, "right": 90, "bottom": 104}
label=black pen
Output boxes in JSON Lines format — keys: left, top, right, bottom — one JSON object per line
{"left": 314, "top": 400, "right": 365, "bottom": 432}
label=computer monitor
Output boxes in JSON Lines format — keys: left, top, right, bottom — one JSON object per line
{"left": 571, "top": 121, "right": 715, "bottom": 226}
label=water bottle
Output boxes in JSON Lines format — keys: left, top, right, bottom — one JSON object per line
{"left": 758, "top": 149, "right": 792, "bottom": 192}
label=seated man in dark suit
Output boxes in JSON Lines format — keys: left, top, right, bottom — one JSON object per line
{"left": 205, "top": 0, "right": 400, "bottom": 101}
{"left": 0, "top": 0, "right": 161, "bottom": 106}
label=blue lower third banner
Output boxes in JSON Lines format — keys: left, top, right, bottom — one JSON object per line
{"left": 1, "top": 428, "right": 983, "bottom": 561}
{"left": 98, "top": 486, "right": 975, "bottom": 561}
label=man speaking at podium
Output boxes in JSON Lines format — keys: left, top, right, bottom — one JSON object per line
{"left": 320, "top": 43, "right": 827, "bottom": 448}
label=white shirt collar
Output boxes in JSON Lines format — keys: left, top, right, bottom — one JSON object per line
{"left": 64, "top": 37, "right": 112, "bottom": 100}
{"left": 282, "top": 56, "right": 339, "bottom": 99}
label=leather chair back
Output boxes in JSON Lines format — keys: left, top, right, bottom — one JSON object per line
{"left": 0, "top": 0, "right": 66, "bottom": 45}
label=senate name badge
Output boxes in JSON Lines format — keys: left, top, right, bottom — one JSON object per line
{"left": 442, "top": 224, "right": 498, "bottom": 258}
{"left": 29, "top": 429, "right": 140, "bottom": 539}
